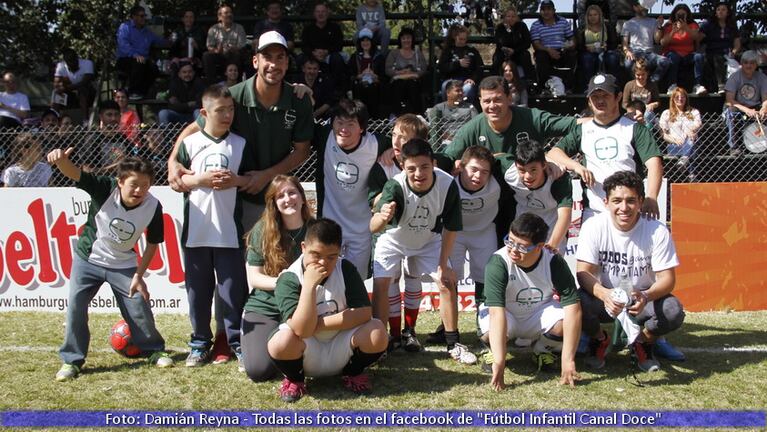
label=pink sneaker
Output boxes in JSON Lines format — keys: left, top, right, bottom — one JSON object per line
{"left": 211, "top": 332, "right": 231, "bottom": 364}
{"left": 279, "top": 378, "right": 307, "bottom": 402}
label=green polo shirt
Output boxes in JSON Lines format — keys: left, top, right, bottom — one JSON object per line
{"left": 197, "top": 77, "right": 314, "bottom": 204}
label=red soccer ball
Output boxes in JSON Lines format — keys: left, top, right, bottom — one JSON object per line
{"left": 109, "top": 319, "right": 141, "bottom": 357}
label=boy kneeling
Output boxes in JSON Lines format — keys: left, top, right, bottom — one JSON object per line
{"left": 268, "top": 218, "right": 387, "bottom": 402}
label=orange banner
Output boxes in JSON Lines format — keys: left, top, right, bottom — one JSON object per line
{"left": 672, "top": 182, "right": 767, "bottom": 311}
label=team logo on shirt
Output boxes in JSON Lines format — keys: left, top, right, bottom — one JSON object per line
{"left": 202, "top": 153, "right": 229, "bottom": 171}
{"left": 525, "top": 193, "right": 546, "bottom": 209}
{"left": 739, "top": 84, "right": 757, "bottom": 102}
{"left": 478, "top": 136, "right": 487, "bottom": 144}
{"left": 461, "top": 197, "right": 484, "bottom": 213}
{"left": 594, "top": 136, "right": 619, "bottom": 160}
{"left": 408, "top": 205, "right": 431, "bottom": 230}
{"left": 335, "top": 162, "right": 360, "bottom": 189}
{"left": 109, "top": 218, "right": 136, "bottom": 242}
{"left": 316, "top": 298, "right": 339, "bottom": 318}
{"left": 515, "top": 287, "right": 544, "bottom": 308}
{"left": 284, "top": 109, "right": 297, "bottom": 130}
{"left": 516, "top": 132, "right": 531, "bottom": 145}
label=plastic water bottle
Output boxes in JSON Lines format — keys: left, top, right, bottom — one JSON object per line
{"left": 618, "top": 274, "right": 635, "bottom": 308}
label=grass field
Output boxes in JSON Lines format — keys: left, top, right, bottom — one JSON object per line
{"left": 0, "top": 310, "right": 765, "bottom": 431}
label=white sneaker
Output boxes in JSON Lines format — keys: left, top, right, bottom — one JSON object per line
{"left": 667, "top": 84, "right": 678, "bottom": 95}
{"left": 678, "top": 156, "right": 689, "bottom": 167}
{"left": 693, "top": 84, "right": 708, "bottom": 96}
{"left": 448, "top": 343, "right": 477, "bottom": 365}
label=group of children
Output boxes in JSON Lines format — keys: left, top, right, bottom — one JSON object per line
{"left": 50, "top": 81, "right": 674, "bottom": 401}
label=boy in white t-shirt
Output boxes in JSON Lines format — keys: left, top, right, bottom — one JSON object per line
{"left": 176, "top": 84, "right": 248, "bottom": 369}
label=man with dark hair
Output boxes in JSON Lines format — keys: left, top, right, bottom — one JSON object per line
{"left": 83, "top": 101, "right": 131, "bottom": 174}
{"left": 252, "top": 1, "right": 295, "bottom": 51}
{"left": 203, "top": 5, "right": 249, "bottom": 84}
{"left": 300, "top": 2, "right": 348, "bottom": 92}
{"left": 295, "top": 57, "right": 336, "bottom": 120}
{"left": 576, "top": 170, "right": 684, "bottom": 373}
{"left": 116, "top": 6, "right": 167, "bottom": 99}
{"left": 530, "top": 0, "right": 576, "bottom": 92}
{"left": 53, "top": 48, "right": 96, "bottom": 120}
{"left": 267, "top": 218, "right": 387, "bottom": 402}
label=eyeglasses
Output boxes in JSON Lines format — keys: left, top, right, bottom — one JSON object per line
{"left": 503, "top": 236, "right": 537, "bottom": 253}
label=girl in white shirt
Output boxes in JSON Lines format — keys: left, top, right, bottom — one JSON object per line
{"left": 659, "top": 87, "right": 701, "bottom": 180}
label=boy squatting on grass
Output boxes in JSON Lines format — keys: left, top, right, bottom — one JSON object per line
{"left": 267, "top": 218, "right": 388, "bottom": 402}
{"left": 49, "top": 150, "right": 172, "bottom": 381}
{"left": 176, "top": 84, "right": 249, "bottom": 369}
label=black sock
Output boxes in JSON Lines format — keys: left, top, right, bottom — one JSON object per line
{"left": 342, "top": 348, "right": 385, "bottom": 376}
{"left": 270, "top": 357, "right": 304, "bottom": 382}
{"left": 474, "top": 282, "right": 485, "bottom": 305}
{"left": 445, "top": 330, "right": 459, "bottom": 350}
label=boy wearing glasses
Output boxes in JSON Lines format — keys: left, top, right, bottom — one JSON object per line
{"left": 481, "top": 213, "right": 582, "bottom": 391}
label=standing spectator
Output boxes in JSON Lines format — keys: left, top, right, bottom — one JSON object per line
{"left": 723, "top": 51, "right": 767, "bottom": 156}
{"left": 501, "top": 60, "right": 528, "bottom": 107}
{"left": 492, "top": 7, "right": 534, "bottom": 86}
{"left": 158, "top": 63, "right": 205, "bottom": 125}
{"left": 220, "top": 63, "right": 242, "bottom": 88}
{"left": 356, "top": 0, "right": 391, "bottom": 53}
{"left": 2, "top": 133, "right": 52, "bottom": 187}
{"left": 659, "top": 87, "right": 701, "bottom": 180}
{"left": 169, "top": 10, "right": 206, "bottom": 73}
{"left": 349, "top": 29, "right": 386, "bottom": 119}
{"left": 203, "top": 5, "right": 249, "bottom": 84}
{"left": 53, "top": 48, "right": 96, "bottom": 120}
{"left": 699, "top": 2, "right": 742, "bottom": 93}
{"left": 530, "top": 0, "right": 576, "bottom": 93}
{"left": 0, "top": 72, "right": 30, "bottom": 128}
{"left": 622, "top": 59, "right": 660, "bottom": 124}
{"left": 576, "top": 5, "right": 620, "bottom": 92}
{"left": 385, "top": 28, "right": 427, "bottom": 116}
{"left": 656, "top": 4, "right": 707, "bottom": 95}
{"left": 253, "top": 1, "right": 295, "bottom": 51}
{"left": 439, "top": 24, "right": 483, "bottom": 104}
{"left": 299, "top": 2, "right": 347, "bottom": 93}
{"left": 116, "top": 6, "right": 166, "bottom": 100}
{"left": 427, "top": 80, "right": 478, "bottom": 146}
{"left": 113, "top": 89, "right": 140, "bottom": 143}
{"left": 295, "top": 58, "right": 335, "bottom": 120}
{"left": 621, "top": 0, "right": 670, "bottom": 85}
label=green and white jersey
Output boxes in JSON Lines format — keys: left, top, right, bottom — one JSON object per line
{"left": 455, "top": 174, "right": 501, "bottom": 232}
{"left": 555, "top": 117, "right": 660, "bottom": 212}
{"left": 275, "top": 256, "right": 370, "bottom": 342}
{"left": 75, "top": 172, "right": 164, "bottom": 269}
{"left": 376, "top": 168, "right": 462, "bottom": 250}
{"left": 503, "top": 163, "right": 573, "bottom": 233}
{"left": 177, "top": 130, "right": 245, "bottom": 248}
{"left": 484, "top": 248, "right": 578, "bottom": 320}
{"left": 445, "top": 106, "right": 578, "bottom": 161}
{"left": 367, "top": 159, "right": 401, "bottom": 206}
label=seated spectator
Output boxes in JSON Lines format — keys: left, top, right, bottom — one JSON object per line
{"left": 625, "top": 99, "right": 648, "bottom": 126}
{"left": 39, "top": 108, "right": 61, "bottom": 131}
{"left": 427, "top": 79, "right": 478, "bottom": 146}
{"left": 723, "top": 51, "right": 767, "bottom": 156}
{"left": 115, "top": 6, "right": 167, "bottom": 100}
{"left": 492, "top": 7, "right": 534, "bottom": 85}
{"left": 113, "top": 88, "right": 140, "bottom": 143}
{"left": 0, "top": 72, "right": 31, "bottom": 128}
{"left": 576, "top": 5, "right": 620, "bottom": 91}
{"left": 438, "top": 24, "right": 483, "bottom": 104}
{"left": 659, "top": 87, "right": 701, "bottom": 180}
{"left": 2, "top": 133, "right": 52, "bottom": 187}
{"left": 253, "top": 1, "right": 295, "bottom": 51}
{"left": 132, "top": 124, "right": 169, "bottom": 181}
{"left": 295, "top": 58, "right": 335, "bottom": 120}
{"left": 84, "top": 101, "right": 132, "bottom": 174}
{"left": 169, "top": 10, "right": 206, "bottom": 73}
{"left": 299, "top": 2, "right": 348, "bottom": 93}
{"left": 203, "top": 5, "right": 249, "bottom": 84}
{"left": 220, "top": 63, "right": 242, "bottom": 88}
{"left": 53, "top": 48, "right": 96, "bottom": 120}
{"left": 38, "top": 108, "right": 62, "bottom": 153}
{"left": 530, "top": 0, "right": 577, "bottom": 93}
{"left": 622, "top": 59, "right": 660, "bottom": 123}
{"left": 349, "top": 29, "right": 386, "bottom": 119}
{"left": 501, "top": 60, "right": 528, "bottom": 107}
{"left": 356, "top": 0, "right": 391, "bottom": 53}
{"left": 699, "top": 2, "right": 741, "bottom": 93}
{"left": 621, "top": 0, "right": 669, "bottom": 85}
{"left": 158, "top": 63, "right": 204, "bottom": 125}
{"left": 385, "top": 28, "right": 426, "bottom": 116}
{"left": 656, "top": 4, "right": 707, "bottom": 95}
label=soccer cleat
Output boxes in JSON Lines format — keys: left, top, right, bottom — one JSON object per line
{"left": 425, "top": 323, "right": 446, "bottom": 345}
{"left": 479, "top": 349, "right": 494, "bottom": 374}
{"left": 533, "top": 351, "right": 556, "bottom": 372}
{"left": 654, "top": 337, "right": 686, "bottom": 362}
{"left": 630, "top": 341, "right": 661, "bottom": 372}
{"left": 401, "top": 327, "right": 422, "bottom": 352}
{"left": 448, "top": 343, "right": 477, "bottom": 365}
{"left": 211, "top": 332, "right": 231, "bottom": 364}
{"left": 585, "top": 330, "right": 610, "bottom": 369}
{"left": 185, "top": 347, "right": 211, "bottom": 367}
{"left": 148, "top": 351, "right": 174, "bottom": 368}
{"left": 342, "top": 373, "right": 372, "bottom": 395}
{"left": 279, "top": 377, "right": 307, "bottom": 402}
{"left": 55, "top": 364, "right": 80, "bottom": 382}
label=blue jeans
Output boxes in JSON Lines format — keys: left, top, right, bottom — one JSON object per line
{"left": 724, "top": 107, "right": 747, "bottom": 150}
{"left": 667, "top": 137, "right": 696, "bottom": 176}
{"left": 666, "top": 51, "right": 705, "bottom": 88}
{"left": 60, "top": 256, "right": 166, "bottom": 367}
{"left": 625, "top": 50, "right": 671, "bottom": 83}
{"left": 580, "top": 50, "right": 620, "bottom": 88}
{"left": 158, "top": 109, "right": 199, "bottom": 125}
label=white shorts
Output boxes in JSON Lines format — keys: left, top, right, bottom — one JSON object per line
{"left": 449, "top": 228, "right": 497, "bottom": 283}
{"left": 343, "top": 232, "right": 371, "bottom": 279}
{"left": 276, "top": 323, "right": 361, "bottom": 377}
{"left": 373, "top": 232, "right": 443, "bottom": 281}
{"left": 477, "top": 301, "right": 563, "bottom": 339}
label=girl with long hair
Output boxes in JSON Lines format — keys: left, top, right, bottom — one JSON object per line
{"left": 659, "top": 87, "right": 701, "bottom": 180}
{"left": 501, "top": 60, "right": 528, "bottom": 107}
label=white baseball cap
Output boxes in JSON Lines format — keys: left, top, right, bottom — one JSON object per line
{"left": 257, "top": 31, "right": 288, "bottom": 52}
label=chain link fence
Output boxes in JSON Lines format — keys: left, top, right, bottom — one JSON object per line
{"left": 1, "top": 112, "right": 765, "bottom": 191}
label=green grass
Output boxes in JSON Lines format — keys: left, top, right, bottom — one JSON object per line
{"left": 0, "top": 311, "right": 765, "bottom": 431}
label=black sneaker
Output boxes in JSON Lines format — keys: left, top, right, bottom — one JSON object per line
{"left": 401, "top": 327, "right": 422, "bottom": 352}
{"left": 585, "top": 330, "right": 610, "bottom": 369}
{"left": 424, "top": 323, "right": 446, "bottom": 345}
{"left": 630, "top": 341, "right": 661, "bottom": 372}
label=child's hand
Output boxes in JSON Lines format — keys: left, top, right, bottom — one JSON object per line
{"left": 47, "top": 147, "right": 74, "bottom": 165}
{"left": 212, "top": 170, "right": 238, "bottom": 190}
{"left": 194, "top": 169, "right": 221, "bottom": 188}
{"left": 129, "top": 274, "right": 150, "bottom": 302}
{"left": 379, "top": 202, "right": 396, "bottom": 222}
{"left": 304, "top": 262, "right": 328, "bottom": 289}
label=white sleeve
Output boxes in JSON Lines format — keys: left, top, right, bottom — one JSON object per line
{"left": 54, "top": 61, "right": 66, "bottom": 78}
{"left": 19, "top": 94, "right": 30, "bottom": 111}
{"left": 651, "top": 223, "right": 679, "bottom": 272}
{"left": 81, "top": 60, "right": 95, "bottom": 75}
{"left": 575, "top": 217, "right": 601, "bottom": 265}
